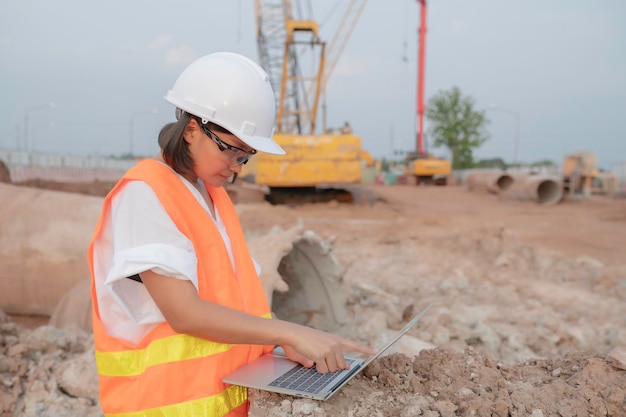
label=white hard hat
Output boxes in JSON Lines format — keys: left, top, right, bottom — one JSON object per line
{"left": 164, "top": 52, "right": 285, "bottom": 155}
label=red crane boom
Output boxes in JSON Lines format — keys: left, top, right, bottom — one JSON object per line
{"left": 416, "top": 0, "right": 427, "bottom": 156}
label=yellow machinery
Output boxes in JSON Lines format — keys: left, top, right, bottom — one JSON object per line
{"left": 249, "top": 0, "right": 368, "bottom": 204}
{"left": 406, "top": 153, "right": 451, "bottom": 185}
{"left": 360, "top": 150, "right": 374, "bottom": 168}
{"left": 562, "top": 151, "right": 595, "bottom": 197}
{"left": 563, "top": 151, "right": 618, "bottom": 197}
{"left": 256, "top": 133, "right": 362, "bottom": 187}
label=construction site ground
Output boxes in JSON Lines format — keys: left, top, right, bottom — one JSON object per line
{"left": 3, "top": 180, "right": 626, "bottom": 416}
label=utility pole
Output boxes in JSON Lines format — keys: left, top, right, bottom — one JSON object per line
{"left": 23, "top": 102, "right": 56, "bottom": 152}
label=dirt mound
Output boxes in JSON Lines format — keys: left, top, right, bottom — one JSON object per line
{"left": 0, "top": 310, "right": 100, "bottom": 417}
{"left": 4, "top": 309, "right": 623, "bottom": 417}
{"left": 250, "top": 348, "right": 626, "bottom": 417}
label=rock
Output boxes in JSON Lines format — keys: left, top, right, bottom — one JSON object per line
{"left": 291, "top": 399, "right": 319, "bottom": 415}
{"left": 606, "top": 348, "right": 626, "bottom": 370}
{"left": 54, "top": 350, "right": 99, "bottom": 401}
{"left": 575, "top": 255, "right": 604, "bottom": 270}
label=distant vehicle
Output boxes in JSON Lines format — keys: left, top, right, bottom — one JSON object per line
{"left": 405, "top": 152, "right": 451, "bottom": 186}
{"left": 562, "top": 151, "right": 618, "bottom": 197}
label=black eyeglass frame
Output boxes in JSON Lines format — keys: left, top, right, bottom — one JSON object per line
{"left": 200, "top": 125, "right": 257, "bottom": 166}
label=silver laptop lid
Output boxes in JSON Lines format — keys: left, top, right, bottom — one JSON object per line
{"left": 324, "top": 303, "right": 432, "bottom": 400}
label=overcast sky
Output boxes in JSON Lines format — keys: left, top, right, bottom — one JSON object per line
{"left": 1, "top": 0, "right": 624, "bottom": 169}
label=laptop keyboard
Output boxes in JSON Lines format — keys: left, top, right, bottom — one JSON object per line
{"left": 269, "top": 359, "right": 356, "bottom": 394}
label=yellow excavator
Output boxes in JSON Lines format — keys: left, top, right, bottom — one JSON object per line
{"left": 406, "top": 152, "right": 451, "bottom": 186}
{"left": 245, "top": 0, "right": 370, "bottom": 204}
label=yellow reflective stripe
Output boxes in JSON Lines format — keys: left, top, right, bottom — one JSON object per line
{"left": 96, "top": 333, "right": 233, "bottom": 377}
{"left": 105, "top": 384, "right": 247, "bottom": 417}
{"left": 96, "top": 313, "right": 272, "bottom": 377}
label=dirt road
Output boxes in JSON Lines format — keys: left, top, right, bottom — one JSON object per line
{"left": 366, "top": 185, "right": 626, "bottom": 266}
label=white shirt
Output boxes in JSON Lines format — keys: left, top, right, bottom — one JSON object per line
{"left": 91, "top": 165, "right": 260, "bottom": 343}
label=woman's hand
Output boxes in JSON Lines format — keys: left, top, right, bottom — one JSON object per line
{"left": 280, "top": 325, "right": 377, "bottom": 374}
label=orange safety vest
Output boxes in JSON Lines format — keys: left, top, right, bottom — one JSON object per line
{"left": 88, "top": 159, "right": 274, "bottom": 417}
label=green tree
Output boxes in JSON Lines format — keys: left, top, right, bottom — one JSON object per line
{"left": 476, "top": 157, "right": 508, "bottom": 170}
{"left": 530, "top": 159, "right": 557, "bottom": 168}
{"left": 426, "top": 86, "right": 490, "bottom": 169}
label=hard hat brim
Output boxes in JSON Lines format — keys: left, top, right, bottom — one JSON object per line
{"left": 239, "top": 133, "right": 285, "bottom": 155}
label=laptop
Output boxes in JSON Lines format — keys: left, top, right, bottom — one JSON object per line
{"left": 223, "top": 304, "right": 432, "bottom": 401}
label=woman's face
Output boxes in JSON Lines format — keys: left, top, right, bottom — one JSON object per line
{"left": 184, "top": 119, "right": 254, "bottom": 187}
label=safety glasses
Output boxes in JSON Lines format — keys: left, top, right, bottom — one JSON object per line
{"left": 200, "top": 125, "right": 257, "bottom": 166}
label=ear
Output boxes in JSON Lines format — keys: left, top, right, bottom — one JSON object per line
{"left": 183, "top": 118, "right": 201, "bottom": 144}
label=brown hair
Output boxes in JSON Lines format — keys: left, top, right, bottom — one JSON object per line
{"left": 158, "top": 111, "right": 233, "bottom": 177}
{"left": 159, "top": 111, "right": 193, "bottom": 177}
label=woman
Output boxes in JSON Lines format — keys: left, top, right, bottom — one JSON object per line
{"left": 88, "top": 52, "right": 374, "bottom": 417}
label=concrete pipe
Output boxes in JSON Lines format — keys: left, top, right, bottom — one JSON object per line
{"left": 48, "top": 226, "right": 349, "bottom": 333}
{"left": 0, "top": 183, "right": 102, "bottom": 316}
{"left": 271, "top": 232, "right": 348, "bottom": 331}
{"left": 466, "top": 171, "right": 514, "bottom": 194}
{"left": 503, "top": 175, "right": 564, "bottom": 205}
{"left": 49, "top": 279, "right": 92, "bottom": 332}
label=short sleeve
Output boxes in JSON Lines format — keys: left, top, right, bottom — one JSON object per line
{"left": 104, "top": 181, "right": 198, "bottom": 324}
